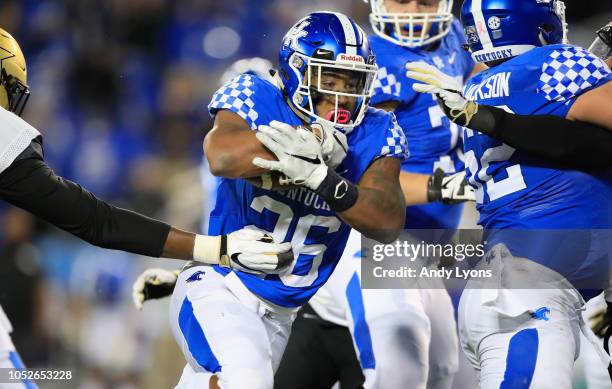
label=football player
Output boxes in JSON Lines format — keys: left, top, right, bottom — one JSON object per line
{"left": 0, "top": 28, "right": 291, "bottom": 388}
{"left": 409, "top": 1, "right": 612, "bottom": 387}
{"left": 278, "top": 1, "right": 478, "bottom": 388}
{"left": 167, "top": 12, "right": 412, "bottom": 389}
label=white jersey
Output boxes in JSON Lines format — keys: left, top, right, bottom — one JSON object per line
{"left": 0, "top": 107, "right": 40, "bottom": 174}
{"left": 308, "top": 281, "right": 348, "bottom": 327}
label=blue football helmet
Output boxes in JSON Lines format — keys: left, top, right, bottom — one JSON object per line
{"left": 461, "top": 0, "right": 568, "bottom": 64}
{"left": 278, "top": 12, "right": 378, "bottom": 130}
{"left": 367, "top": 0, "right": 455, "bottom": 48}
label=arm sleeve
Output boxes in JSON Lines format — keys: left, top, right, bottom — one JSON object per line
{"left": 0, "top": 143, "right": 171, "bottom": 257}
{"left": 470, "top": 105, "right": 612, "bottom": 168}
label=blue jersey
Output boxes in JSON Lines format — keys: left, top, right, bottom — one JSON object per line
{"left": 206, "top": 74, "right": 409, "bottom": 307}
{"left": 463, "top": 44, "right": 612, "bottom": 291}
{"left": 370, "top": 18, "right": 475, "bottom": 229}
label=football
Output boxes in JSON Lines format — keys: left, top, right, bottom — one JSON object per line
{"left": 245, "top": 171, "right": 302, "bottom": 191}
{"left": 245, "top": 123, "right": 324, "bottom": 191}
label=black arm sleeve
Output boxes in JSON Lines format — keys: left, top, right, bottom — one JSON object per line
{"left": 469, "top": 105, "right": 612, "bottom": 169}
{"left": 0, "top": 143, "right": 171, "bottom": 257}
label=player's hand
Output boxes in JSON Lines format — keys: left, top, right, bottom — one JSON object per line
{"left": 406, "top": 62, "right": 479, "bottom": 127}
{"left": 589, "top": 22, "right": 612, "bottom": 61}
{"left": 427, "top": 168, "right": 476, "bottom": 204}
{"left": 309, "top": 120, "right": 349, "bottom": 169}
{"left": 132, "top": 268, "right": 179, "bottom": 310}
{"left": 221, "top": 227, "right": 294, "bottom": 274}
{"left": 253, "top": 120, "right": 328, "bottom": 191}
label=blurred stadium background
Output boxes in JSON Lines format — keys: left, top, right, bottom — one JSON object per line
{"left": 0, "top": 0, "right": 609, "bottom": 388}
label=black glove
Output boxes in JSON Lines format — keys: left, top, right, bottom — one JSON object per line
{"left": 132, "top": 269, "right": 179, "bottom": 309}
{"left": 427, "top": 168, "right": 476, "bottom": 204}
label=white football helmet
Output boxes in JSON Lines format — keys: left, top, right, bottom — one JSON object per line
{"left": 367, "top": 0, "right": 454, "bottom": 48}
{"left": 220, "top": 57, "right": 274, "bottom": 85}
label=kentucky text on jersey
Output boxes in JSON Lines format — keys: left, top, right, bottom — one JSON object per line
{"left": 464, "top": 72, "right": 511, "bottom": 100}
{"left": 279, "top": 187, "right": 332, "bottom": 212}
{"left": 474, "top": 48, "right": 514, "bottom": 63}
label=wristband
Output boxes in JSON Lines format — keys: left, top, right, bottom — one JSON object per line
{"left": 192, "top": 234, "right": 221, "bottom": 264}
{"left": 315, "top": 170, "right": 358, "bottom": 212}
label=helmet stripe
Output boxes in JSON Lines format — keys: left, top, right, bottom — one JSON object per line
{"left": 331, "top": 12, "right": 358, "bottom": 55}
{"left": 470, "top": 0, "right": 493, "bottom": 50}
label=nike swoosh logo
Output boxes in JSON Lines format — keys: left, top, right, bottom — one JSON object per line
{"left": 289, "top": 153, "right": 321, "bottom": 164}
{"left": 230, "top": 253, "right": 259, "bottom": 272}
{"left": 302, "top": 313, "right": 320, "bottom": 320}
{"left": 448, "top": 52, "right": 457, "bottom": 64}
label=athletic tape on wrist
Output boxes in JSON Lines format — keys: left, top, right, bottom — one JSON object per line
{"left": 192, "top": 234, "right": 222, "bottom": 265}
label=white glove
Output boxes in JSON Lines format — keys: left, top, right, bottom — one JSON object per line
{"left": 427, "top": 168, "right": 476, "bottom": 204}
{"left": 406, "top": 62, "right": 479, "bottom": 127}
{"left": 132, "top": 268, "right": 179, "bottom": 310}
{"left": 252, "top": 120, "right": 329, "bottom": 191}
{"left": 221, "top": 227, "right": 294, "bottom": 274}
{"left": 309, "top": 120, "right": 348, "bottom": 170}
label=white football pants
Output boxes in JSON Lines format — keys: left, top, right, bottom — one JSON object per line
{"left": 310, "top": 229, "right": 459, "bottom": 389}
{"left": 169, "top": 266, "right": 295, "bottom": 389}
{"left": 458, "top": 244, "right": 590, "bottom": 389}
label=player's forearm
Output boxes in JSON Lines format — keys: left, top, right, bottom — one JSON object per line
{"left": 0, "top": 155, "right": 172, "bottom": 257}
{"left": 205, "top": 126, "right": 276, "bottom": 179}
{"left": 0, "top": 149, "right": 232, "bottom": 262}
{"left": 470, "top": 104, "right": 612, "bottom": 168}
{"left": 161, "top": 227, "right": 196, "bottom": 260}
{"left": 399, "top": 172, "right": 429, "bottom": 205}
{"left": 206, "top": 130, "right": 273, "bottom": 178}
{"left": 328, "top": 157, "right": 405, "bottom": 242}
{"left": 339, "top": 186, "right": 405, "bottom": 243}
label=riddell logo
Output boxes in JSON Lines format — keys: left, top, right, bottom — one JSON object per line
{"left": 338, "top": 54, "right": 364, "bottom": 63}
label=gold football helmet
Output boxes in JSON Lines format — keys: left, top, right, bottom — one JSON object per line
{"left": 0, "top": 28, "right": 29, "bottom": 116}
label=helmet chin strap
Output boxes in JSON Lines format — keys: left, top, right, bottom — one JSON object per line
{"left": 270, "top": 69, "right": 285, "bottom": 91}
{"left": 285, "top": 96, "right": 312, "bottom": 125}
{"left": 538, "top": 28, "right": 554, "bottom": 46}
